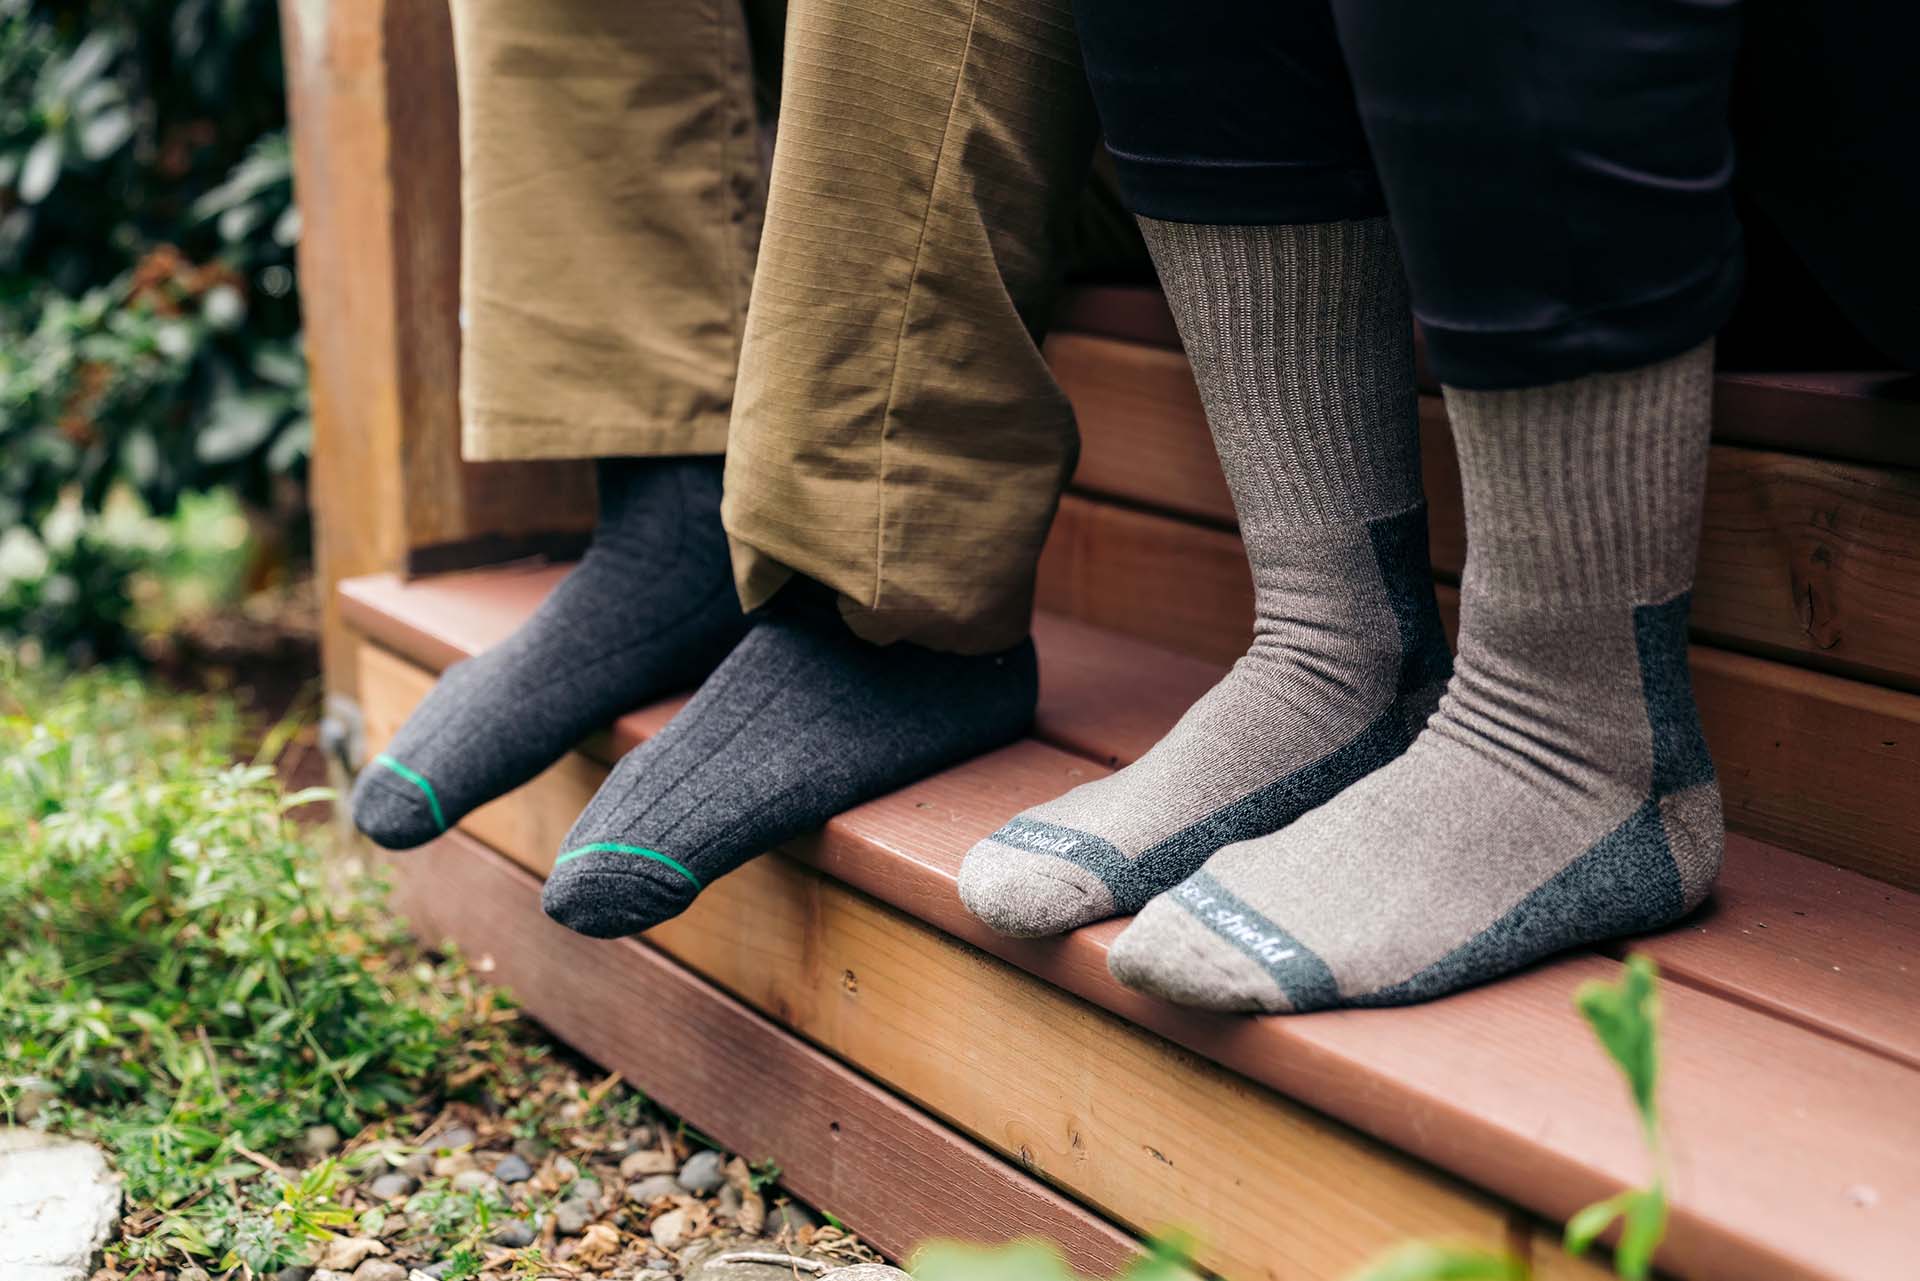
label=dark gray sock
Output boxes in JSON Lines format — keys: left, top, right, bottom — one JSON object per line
{"left": 541, "top": 587, "right": 1038, "bottom": 938}
{"left": 351, "top": 457, "right": 748, "bottom": 849}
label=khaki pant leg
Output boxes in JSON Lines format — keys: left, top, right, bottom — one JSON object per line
{"left": 452, "top": 0, "right": 765, "bottom": 461}
{"left": 723, "top": 0, "right": 1098, "bottom": 653}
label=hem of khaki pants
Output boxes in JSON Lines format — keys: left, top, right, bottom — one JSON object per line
{"left": 462, "top": 411, "right": 731, "bottom": 463}
{"left": 731, "top": 541, "right": 1033, "bottom": 656}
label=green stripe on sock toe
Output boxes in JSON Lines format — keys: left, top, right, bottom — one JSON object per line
{"left": 373, "top": 753, "right": 447, "bottom": 834}
{"left": 555, "top": 842, "right": 703, "bottom": 890}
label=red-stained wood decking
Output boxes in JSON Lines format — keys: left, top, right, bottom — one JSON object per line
{"left": 342, "top": 567, "right": 1920, "bottom": 1281}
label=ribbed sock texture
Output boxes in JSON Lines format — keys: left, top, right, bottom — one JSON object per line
{"left": 350, "top": 457, "right": 748, "bottom": 849}
{"left": 1110, "top": 342, "right": 1725, "bottom": 1012}
{"left": 959, "top": 217, "right": 1450, "bottom": 937}
{"left": 542, "top": 586, "right": 1038, "bottom": 938}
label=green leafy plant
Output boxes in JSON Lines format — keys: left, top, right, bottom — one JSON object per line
{"left": 1564, "top": 956, "right": 1669, "bottom": 1279}
{"left": 0, "top": 0, "right": 308, "bottom": 656}
{"left": 0, "top": 659, "right": 523, "bottom": 1270}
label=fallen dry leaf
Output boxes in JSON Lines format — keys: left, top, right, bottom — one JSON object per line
{"left": 320, "top": 1235, "right": 389, "bottom": 1270}
{"left": 574, "top": 1221, "right": 622, "bottom": 1267}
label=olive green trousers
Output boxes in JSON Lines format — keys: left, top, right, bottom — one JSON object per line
{"left": 451, "top": 0, "right": 1103, "bottom": 652}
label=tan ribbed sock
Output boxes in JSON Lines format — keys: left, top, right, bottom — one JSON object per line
{"left": 959, "top": 218, "right": 1450, "bottom": 937}
{"left": 1109, "top": 342, "right": 1724, "bottom": 1012}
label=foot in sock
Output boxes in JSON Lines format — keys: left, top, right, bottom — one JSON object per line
{"left": 351, "top": 457, "right": 748, "bottom": 849}
{"left": 1108, "top": 344, "right": 1725, "bottom": 1012}
{"left": 960, "top": 217, "right": 1450, "bottom": 937}
{"left": 541, "top": 588, "right": 1038, "bottom": 938}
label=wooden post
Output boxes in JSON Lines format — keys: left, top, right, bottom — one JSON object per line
{"left": 280, "top": 0, "right": 594, "bottom": 699}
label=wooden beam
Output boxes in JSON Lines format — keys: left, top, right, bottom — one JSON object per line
{"left": 280, "top": 0, "right": 593, "bottom": 694}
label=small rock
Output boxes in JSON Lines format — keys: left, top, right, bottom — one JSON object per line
{"left": 312, "top": 1272, "right": 353, "bottom": 1281}
{"left": 430, "top": 1152, "right": 475, "bottom": 1178}
{"left": 511, "top": 1135, "right": 552, "bottom": 1162}
{"left": 302, "top": 1124, "right": 342, "bottom": 1158}
{"left": 353, "top": 1263, "right": 408, "bottom": 1281}
{"left": 650, "top": 1207, "right": 690, "bottom": 1250}
{"left": 634, "top": 1272, "right": 672, "bottom": 1281}
{"left": 490, "top": 1218, "right": 536, "bottom": 1248}
{"left": 492, "top": 1152, "right": 534, "bottom": 1183}
{"left": 716, "top": 1184, "right": 743, "bottom": 1217}
{"left": 554, "top": 1197, "right": 595, "bottom": 1236}
{"left": 400, "top": 1151, "right": 433, "bottom": 1178}
{"left": 628, "top": 1173, "right": 683, "bottom": 1202}
{"left": 368, "top": 1172, "right": 419, "bottom": 1200}
{"left": 552, "top": 1154, "right": 579, "bottom": 1182}
{"left": 620, "top": 1149, "right": 677, "bottom": 1179}
{"left": 178, "top": 1268, "right": 212, "bottom": 1281}
{"left": 450, "top": 1169, "right": 496, "bottom": 1194}
{"left": 761, "top": 1202, "right": 820, "bottom": 1239}
{"left": 821, "top": 1269, "right": 911, "bottom": 1281}
{"left": 275, "top": 1268, "right": 316, "bottom": 1281}
{"left": 433, "top": 1124, "right": 477, "bottom": 1152}
{"left": 412, "top": 1266, "right": 454, "bottom": 1281}
{"left": 678, "top": 1149, "right": 727, "bottom": 1195}
{"left": 0, "top": 1130, "right": 122, "bottom": 1281}
{"left": 319, "top": 1236, "right": 388, "bottom": 1271}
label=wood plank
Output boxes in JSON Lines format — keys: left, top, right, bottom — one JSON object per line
{"left": 281, "top": 0, "right": 593, "bottom": 693}
{"left": 354, "top": 625, "right": 1920, "bottom": 1281}
{"left": 1048, "top": 333, "right": 1231, "bottom": 526}
{"left": 1421, "top": 405, "right": 1920, "bottom": 693}
{"left": 359, "top": 647, "right": 1525, "bottom": 1281}
{"left": 1051, "top": 291, "right": 1920, "bottom": 468}
{"left": 380, "top": 829, "right": 1139, "bottom": 1274}
{"left": 1035, "top": 496, "right": 1253, "bottom": 668}
{"left": 1052, "top": 332, "right": 1920, "bottom": 691}
{"left": 1613, "top": 837, "right": 1920, "bottom": 1071}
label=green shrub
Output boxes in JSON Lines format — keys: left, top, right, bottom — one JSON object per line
{"left": 0, "top": 0, "right": 307, "bottom": 656}
{"left": 0, "top": 661, "right": 502, "bottom": 1270}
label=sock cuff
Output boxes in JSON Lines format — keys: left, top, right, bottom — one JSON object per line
{"left": 1442, "top": 340, "right": 1714, "bottom": 607}
{"left": 1139, "top": 215, "right": 1423, "bottom": 529}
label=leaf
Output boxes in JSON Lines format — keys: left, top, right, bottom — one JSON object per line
{"left": 1615, "top": 1188, "right": 1669, "bottom": 1281}
{"left": 78, "top": 107, "right": 135, "bottom": 162}
{"left": 50, "top": 32, "right": 122, "bottom": 102}
{"left": 1563, "top": 1192, "right": 1631, "bottom": 1256}
{"left": 19, "top": 134, "right": 64, "bottom": 204}
{"left": 1345, "top": 1242, "right": 1528, "bottom": 1281}
{"left": 196, "top": 390, "right": 284, "bottom": 464}
{"left": 1574, "top": 955, "right": 1660, "bottom": 1131}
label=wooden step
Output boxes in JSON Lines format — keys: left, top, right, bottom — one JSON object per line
{"left": 1048, "top": 332, "right": 1920, "bottom": 692}
{"left": 1048, "top": 288, "right": 1920, "bottom": 469}
{"left": 341, "top": 568, "right": 1920, "bottom": 1281}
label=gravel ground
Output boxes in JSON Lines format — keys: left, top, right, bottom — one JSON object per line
{"left": 93, "top": 1024, "right": 887, "bottom": 1281}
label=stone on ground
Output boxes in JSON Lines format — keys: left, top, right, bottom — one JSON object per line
{"left": 0, "top": 1129, "right": 123, "bottom": 1281}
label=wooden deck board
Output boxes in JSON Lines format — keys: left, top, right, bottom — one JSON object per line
{"left": 344, "top": 574, "right": 1920, "bottom": 1281}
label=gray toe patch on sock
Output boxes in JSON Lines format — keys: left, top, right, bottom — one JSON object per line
{"left": 1164, "top": 872, "right": 1339, "bottom": 1011}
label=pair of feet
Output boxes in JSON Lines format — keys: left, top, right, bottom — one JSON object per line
{"left": 352, "top": 456, "right": 1039, "bottom": 939}
{"left": 959, "top": 507, "right": 1723, "bottom": 1014}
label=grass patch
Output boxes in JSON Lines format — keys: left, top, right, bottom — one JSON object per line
{"left": 0, "top": 658, "right": 526, "bottom": 1271}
